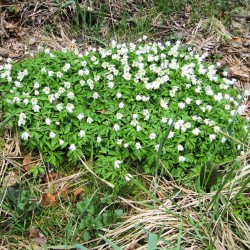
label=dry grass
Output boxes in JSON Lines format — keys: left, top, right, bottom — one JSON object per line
{"left": 90, "top": 170, "right": 250, "bottom": 250}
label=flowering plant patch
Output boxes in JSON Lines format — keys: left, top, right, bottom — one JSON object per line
{"left": 0, "top": 40, "right": 249, "bottom": 185}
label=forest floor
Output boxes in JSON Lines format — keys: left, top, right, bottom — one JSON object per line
{"left": 0, "top": 1, "right": 250, "bottom": 249}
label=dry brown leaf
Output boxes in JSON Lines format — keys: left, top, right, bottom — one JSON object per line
{"left": 43, "top": 172, "right": 57, "bottom": 183}
{"left": 41, "top": 192, "right": 58, "bottom": 206}
{"left": 29, "top": 228, "right": 47, "bottom": 247}
{"left": 5, "top": 22, "right": 18, "bottom": 30}
{"left": 73, "top": 187, "right": 84, "bottom": 201}
{"left": 231, "top": 37, "right": 243, "bottom": 48}
{"left": 23, "top": 154, "right": 33, "bottom": 172}
{"left": 59, "top": 187, "right": 72, "bottom": 201}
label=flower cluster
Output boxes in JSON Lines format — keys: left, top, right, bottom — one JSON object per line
{"left": 0, "top": 40, "right": 249, "bottom": 185}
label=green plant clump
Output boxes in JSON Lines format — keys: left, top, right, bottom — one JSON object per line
{"left": 0, "top": 40, "right": 249, "bottom": 185}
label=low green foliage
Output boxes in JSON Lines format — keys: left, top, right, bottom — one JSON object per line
{"left": 0, "top": 40, "right": 249, "bottom": 188}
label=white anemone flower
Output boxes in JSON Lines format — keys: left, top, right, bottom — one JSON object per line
{"left": 149, "top": 133, "right": 156, "bottom": 139}
{"left": 21, "top": 132, "right": 30, "bottom": 140}
{"left": 179, "top": 156, "right": 186, "bottom": 163}
{"left": 78, "top": 130, "right": 86, "bottom": 138}
{"left": 66, "top": 103, "right": 74, "bottom": 113}
{"left": 49, "top": 132, "right": 56, "bottom": 139}
{"left": 177, "top": 145, "right": 184, "bottom": 151}
{"left": 114, "top": 160, "right": 122, "bottom": 169}
{"left": 69, "top": 144, "right": 76, "bottom": 151}
{"left": 192, "top": 128, "right": 200, "bottom": 136}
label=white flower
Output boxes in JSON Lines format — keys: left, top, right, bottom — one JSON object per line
{"left": 154, "top": 144, "right": 160, "bottom": 151}
{"left": 201, "top": 106, "right": 206, "bottom": 112}
{"left": 135, "top": 142, "right": 142, "bottom": 149}
{"left": 136, "top": 95, "right": 142, "bottom": 101}
{"left": 185, "top": 98, "right": 192, "bottom": 104}
{"left": 114, "top": 160, "right": 122, "bottom": 169}
{"left": 132, "top": 114, "right": 138, "bottom": 119}
{"left": 177, "top": 145, "right": 184, "bottom": 151}
{"left": 43, "top": 87, "right": 50, "bottom": 95}
{"left": 107, "top": 82, "right": 114, "bottom": 88}
{"left": 213, "top": 126, "right": 220, "bottom": 133}
{"left": 221, "top": 137, "right": 226, "bottom": 143}
{"left": 48, "top": 95, "right": 55, "bottom": 103}
{"left": 23, "top": 99, "right": 29, "bottom": 105}
{"left": 78, "top": 70, "right": 84, "bottom": 76}
{"left": 113, "top": 124, "right": 121, "bottom": 131}
{"left": 21, "top": 132, "right": 30, "bottom": 140}
{"left": 62, "top": 63, "right": 70, "bottom": 72}
{"left": 66, "top": 103, "right": 74, "bottom": 113}
{"left": 45, "top": 118, "right": 52, "bottom": 125}
{"left": 64, "top": 82, "right": 71, "bottom": 89}
{"left": 123, "top": 72, "right": 131, "bottom": 80}
{"left": 209, "top": 134, "right": 216, "bottom": 141}
{"left": 18, "top": 118, "right": 26, "bottom": 127}
{"left": 136, "top": 125, "right": 142, "bottom": 131}
{"left": 57, "top": 72, "right": 63, "bottom": 78}
{"left": 149, "top": 133, "right": 156, "bottom": 139}
{"left": 56, "top": 103, "right": 63, "bottom": 111}
{"left": 116, "top": 113, "right": 123, "bottom": 120}
{"left": 179, "top": 156, "right": 186, "bottom": 163}
{"left": 32, "top": 104, "right": 41, "bottom": 112}
{"left": 206, "top": 105, "right": 213, "bottom": 112}
{"left": 125, "top": 173, "right": 133, "bottom": 182}
{"left": 225, "top": 104, "right": 230, "bottom": 110}
{"left": 124, "top": 143, "right": 129, "bottom": 148}
{"left": 31, "top": 98, "right": 38, "bottom": 105}
{"left": 92, "top": 92, "right": 100, "bottom": 99}
{"left": 69, "top": 144, "right": 76, "bottom": 151}
{"left": 78, "top": 113, "right": 84, "bottom": 120}
{"left": 97, "top": 136, "right": 102, "bottom": 143}
{"left": 160, "top": 99, "right": 168, "bottom": 109}
{"left": 196, "top": 100, "right": 202, "bottom": 105}
{"left": 49, "top": 132, "right": 56, "bottom": 138}
{"left": 67, "top": 92, "right": 75, "bottom": 99}
{"left": 14, "top": 81, "right": 22, "bottom": 88}
{"left": 116, "top": 93, "right": 122, "bottom": 99}
{"left": 192, "top": 128, "right": 200, "bottom": 136}
{"left": 80, "top": 80, "right": 85, "bottom": 86}
{"left": 117, "top": 139, "right": 123, "bottom": 145}
{"left": 162, "top": 117, "right": 168, "bottom": 123}
{"left": 48, "top": 70, "right": 54, "bottom": 77}
{"left": 178, "top": 102, "right": 185, "bottom": 109}
{"left": 59, "top": 140, "right": 64, "bottom": 146}
{"left": 87, "top": 117, "right": 93, "bottom": 123}
{"left": 79, "top": 130, "right": 86, "bottom": 138}
{"left": 119, "top": 102, "right": 124, "bottom": 108}
{"left": 168, "top": 131, "right": 174, "bottom": 139}
{"left": 58, "top": 87, "right": 65, "bottom": 94}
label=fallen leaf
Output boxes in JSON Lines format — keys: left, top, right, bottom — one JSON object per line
{"left": 23, "top": 154, "right": 33, "bottom": 171}
{"left": 41, "top": 192, "right": 58, "bottom": 206}
{"left": 59, "top": 187, "right": 72, "bottom": 201}
{"left": 231, "top": 37, "right": 243, "bottom": 48}
{"left": 5, "top": 22, "right": 18, "bottom": 30}
{"left": 43, "top": 172, "right": 57, "bottom": 182}
{"left": 29, "top": 228, "right": 47, "bottom": 247}
{"left": 73, "top": 187, "right": 84, "bottom": 201}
